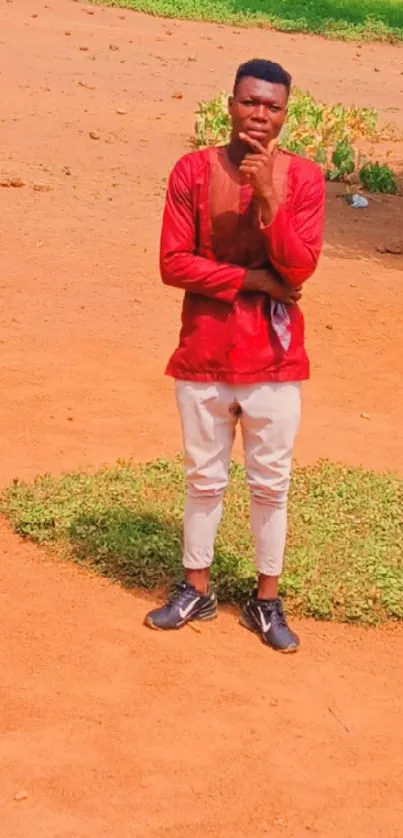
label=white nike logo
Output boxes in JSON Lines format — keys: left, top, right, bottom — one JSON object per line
{"left": 259, "top": 611, "right": 272, "bottom": 634}
{"left": 179, "top": 597, "right": 200, "bottom": 620}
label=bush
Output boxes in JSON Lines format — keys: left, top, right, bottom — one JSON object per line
{"left": 359, "top": 161, "right": 398, "bottom": 193}
{"left": 194, "top": 90, "right": 399, "bottom": 193}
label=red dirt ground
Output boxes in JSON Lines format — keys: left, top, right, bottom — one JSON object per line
{"left": 1, "top": 1, "right": 402, "bottom": 836}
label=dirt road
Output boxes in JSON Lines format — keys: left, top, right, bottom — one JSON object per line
{"left": 1, "top": 2, "right": 402, "bottom": 835}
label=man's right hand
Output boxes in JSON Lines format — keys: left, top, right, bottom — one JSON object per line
{"left": 242, "top": 269, "right": 302, "bottom": 305}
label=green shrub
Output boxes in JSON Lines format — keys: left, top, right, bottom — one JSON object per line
{"left": 359, "top": 161, "right": 398, "bottom": 193}
{"left": 194, "top": 89, "right": 398, "bottom": 193}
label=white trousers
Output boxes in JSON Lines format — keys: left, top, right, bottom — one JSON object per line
{"left": 175, "top": 380, "right": 301, "bottom": 577}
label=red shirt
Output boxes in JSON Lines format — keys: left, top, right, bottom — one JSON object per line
{"left": 160, "top": 147, "right": 325, "bottom": 384}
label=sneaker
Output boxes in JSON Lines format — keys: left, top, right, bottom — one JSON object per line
{"left": 240, "top": 592, "right": 299, "bottom": 653}
{"left": 145, "top": 581, "right": 218, "bottom": 631}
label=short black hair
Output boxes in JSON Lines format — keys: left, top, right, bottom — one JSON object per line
{"left": 233, "top": 59, "right": 292, "bottom": 95}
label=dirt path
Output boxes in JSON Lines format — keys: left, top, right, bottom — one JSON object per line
{"left": 1, "top": 521, "right": 403, "bottom": 838}
{"left": 1, "top": 2, "right": 403, "bottom": 836}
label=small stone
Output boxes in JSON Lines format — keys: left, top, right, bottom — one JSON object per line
{"left": 116, "top": 108, "right": 127, "bottom": 115}
{"left": 376, "top": 241, "right": 402, "bottom": 255}
{"left": 10, "top": 177, "right": 27, "bottom": 188}
{"left": 374, "top": 67, "right": 380, "bottom": 72}
{"left": 79, "top": 46, "right": 89, "bottom": 52}
{"left": 14, "top": 791, "right": 29, "bottom": 802}
{"left": 171, "top": 92, "right": 183, "bottom": 100}
{"left": 109, "top": 43, "right": 119, "bottom": 51}
{"left": 89, "top": 130, "right": 100, "bottom": 140}
{"left": 64, "top": 30, "right": 71, "bottom": 36}
{"left": 361, "top": 412, "right": 371, "bottom": 420}
{"left": 33, "top": 183, "right": 52, "bottom": 192}
{"left": 325, "top": 324, "right": 333, "bottom": 330}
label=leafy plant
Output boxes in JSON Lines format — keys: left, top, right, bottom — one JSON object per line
{"left": 194, "top": 89, "right": 399, "bottom": 192}
{"left": 2, "top": 458, "right": 403, "bottom": 624}
{"left": 359, "top": 161, "right": 398, "bottom": 193}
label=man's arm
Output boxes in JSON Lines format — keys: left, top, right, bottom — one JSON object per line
{"left": 239, "top": 135, "right": 325, "bottom": 289}
{"left": 160, "top": 157, "right": 299, "bottom": 304}
{"left": 260, "top": 165, "right": 326, "bottom": 288}
{"left": 160, "top": 157, "right": 245, "bottom": 304}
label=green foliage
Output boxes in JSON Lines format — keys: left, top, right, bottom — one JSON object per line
{"left": 93, "top": 0, "right": 403, "bottom": 43}
{"left": 194, "top": 90, "right": 398, "bottom": 192}
{"left": 359, "top": 161, "right": 398, "bottom": 193}
{"left": 2, "top": 459, "right": 403, "bottom": 625}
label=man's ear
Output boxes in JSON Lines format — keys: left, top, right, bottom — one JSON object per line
{"left": 228, "top": 95, "right": 234, "bottom": 116}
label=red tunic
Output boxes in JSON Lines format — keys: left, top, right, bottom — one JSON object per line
{"left": 160, "top": 147, "right": 325, "bottom": 384}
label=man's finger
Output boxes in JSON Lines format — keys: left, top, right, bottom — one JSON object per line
{"left": 239, "top": 158, "right": 265, "bottom": 171}
{"left": 239, "top": 162, "right": 262, "bottom": 173}
{"left": 268, "top": 138, "right": 279, "bottom": 156}
{"left": 239, "top": 132, "right": 267, "bottom": 155}
{"left": 242, "top": 153, "right": 267, "bottom": 165}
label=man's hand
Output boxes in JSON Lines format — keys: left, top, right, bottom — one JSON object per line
{"left": 239, "top": 134, "right": 279, "bottom": 223}
{"left": 243, "top": 269, "right": 302, "bottom": 305}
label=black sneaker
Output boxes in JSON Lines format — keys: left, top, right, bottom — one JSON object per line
{"left": 240, "top": 592, "right": 299, "bottom": 653}
{"left": 145, "top": 581, "right": 218, "bottom": 630}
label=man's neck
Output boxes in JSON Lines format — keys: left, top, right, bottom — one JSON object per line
{"left": 226, "top": 138, "right": 247, "bottom": 169}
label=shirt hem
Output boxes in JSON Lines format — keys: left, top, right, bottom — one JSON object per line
{"left": 165, "top": 364, "right": 309, "bottom": 385}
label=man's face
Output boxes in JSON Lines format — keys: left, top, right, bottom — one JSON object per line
{"left": 229, "top": 76, "right": 288, "bottom": 148}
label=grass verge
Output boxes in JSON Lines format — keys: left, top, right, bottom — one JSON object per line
{"left": 2, "top": 459, "right": 402, "bottom": 624}
{"left": 93, "top": 0, "right": 403, "bottom": 42}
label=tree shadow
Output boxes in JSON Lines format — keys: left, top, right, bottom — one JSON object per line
{"left": 67, "top": 507, "right": 184, "bottom": 589}
{"left": 66, "top": 506, "right": 255, "bottom": 599}
{"left": 66, "top": 505, "right": 255, "bottom": 601}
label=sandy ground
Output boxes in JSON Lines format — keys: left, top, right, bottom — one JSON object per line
{"left": 1, "top": 1, "right": 402, "bottom": 836}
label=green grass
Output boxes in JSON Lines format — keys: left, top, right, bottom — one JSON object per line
{"left": 93, "top": 0, "right": 403, "bottom": 42}
{"left": 195, "top": 90, "right": 399, "bottom": 192}
{"left": 2, "top": 459, "right": 402, "bottom": 624}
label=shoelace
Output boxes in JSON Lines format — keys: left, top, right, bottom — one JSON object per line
{"left": 167, "top": 582, "right": 194, "bottom": 607}
{"left": 259, "top": 600, "right": 288, "bottom": 626}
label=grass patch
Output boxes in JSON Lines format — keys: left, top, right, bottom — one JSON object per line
{"left": 93, "top": 0, "right": 403, "bottom": 42}
{"left": 2, "top": 459, "right": 402, "bottom": 625}
{"left": 195, "top": 89, "right": 399, "bottom": 192}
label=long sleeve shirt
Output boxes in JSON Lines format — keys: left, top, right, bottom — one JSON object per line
{"left": 160, "top": 146, "right": 325, "bottom": 384}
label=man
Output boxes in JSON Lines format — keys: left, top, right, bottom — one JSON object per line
{"left": 145, "top": 59, "right": 325, "bottom": 652}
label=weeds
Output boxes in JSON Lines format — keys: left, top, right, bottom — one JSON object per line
{"left": 2, "top": 459, "right": 402, "bottom": 624}
{"left": 194, "top": 90, "right": 399, "bottom": 193}
{"left": 359, "top": 161, "right": 398, "bottom": 193}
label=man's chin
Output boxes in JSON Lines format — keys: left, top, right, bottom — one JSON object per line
{"left": 241, "top": 130, "right": 271, "bottom": 146}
